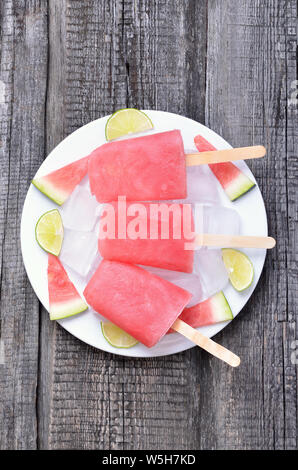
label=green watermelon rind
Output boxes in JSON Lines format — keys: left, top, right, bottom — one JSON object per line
{"left": 225, "top": 172, "right": 256, "bottom": 202}
{"left": 32, "top": 178, "right": 67, "bottom": 206}
{"left": 194, "top": 135, "right": 256, "bottom": 202}
{"left": 211, "top": 291, "right": 234, "bottom": 322}
{"left": 50, "top": 297, "right": 88, "bottom": 321}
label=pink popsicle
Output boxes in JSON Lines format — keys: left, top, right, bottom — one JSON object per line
{"left": 83, "top": 260, "right": 192, "bottom": 348}
{"left": 98, "top": 201, "right": 195, "bottom": 273}
{"left": 88, "top": 130, "right": 187, "bottom": 202}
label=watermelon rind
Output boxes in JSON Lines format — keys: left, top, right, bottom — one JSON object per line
{"left": 32, "top": 178, "right": 67, "bottom": 206}
{"left": 167, "top": 290, "right": 233, "bottom": 333}
{"left": 211, "top": 291, "right": 234, "bottom": 322}
{"left": 194, "top": 134, "right": 256, "bottom": 202}
{"left": 225, "top": 172, "right": 256, "bottom": 202}
{"left": 50, "top": 297, "right": 88, "bottom": 321}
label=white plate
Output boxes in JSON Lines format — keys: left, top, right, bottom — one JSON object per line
{"left": 21, "top": 111, "right": 267, "bottom": 357}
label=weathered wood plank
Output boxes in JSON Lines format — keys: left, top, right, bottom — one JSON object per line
{"left": 39, "top": 0, "right": 208, "bottom": 450}
{"left": 283, "top": 0, "right": 298, "bottom": 449}
{"left": 122, "top": 0, "right": 207, "bottom": 122}
{"left": 36, "top": 0, "right": 65, "bottom": 449}
{"left": 202, "top": 0, "right": 297, "bottom": 449}
{"left": 0, "top": 0, "right": 48, "bottom": 449}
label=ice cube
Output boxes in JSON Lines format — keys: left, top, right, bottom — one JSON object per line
{"left": 193, "top": 204, "right": 241, "bottom": 238}
{"left": 143, "top": 266, "right": 204, "bottom": 307}
{"left": 60, "top": 184, "right": 101, "bottom": 232}
{"left": 184, "top": 165, "right": 222, "bottom": 204}
{"left": 194, "top": 249, "right": 229, "bottom": 297}
{"left": 60, "top": 228, "right": 100, "bottom": 277}
{"left": 84, "top": 254, "right": 102, "bottom": 284}
{"left": 79, "top": 174, "right": 91, "bottom": 191}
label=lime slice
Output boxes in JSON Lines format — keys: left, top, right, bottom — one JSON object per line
{"left": 35, "top": 209, "right": 64, "bottom": 256}
{"left": 105, "top": 108, "right": 153, "bottom": 141}
{"left": 101, "top": 321, "right": 139, "bottom": 348}
{"left": 222, "top": 248, "right": 254, "bottom": 291}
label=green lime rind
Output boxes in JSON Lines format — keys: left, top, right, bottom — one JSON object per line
{"left": 35, "top": 209, "right": 64, "bottom": 256}
{"left": 105, "top": 108, "right": 153, "bottom": 141}
{"left": 222, "top": 248, "right": 254, "bottom": 292}
{"left": 101, "top": 321, "right": 139, "bottom": 348}
{"left": 50, "top": 300, "right": 88, "bottom": 321}
{"left": 32, "top": 178, "right": 65, "bottom": 206}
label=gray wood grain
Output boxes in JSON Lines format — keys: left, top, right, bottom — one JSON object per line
{"left": 36, "top": 0, "right": 66, "bottom": 449}
{"left": 0, "top": 0, "right": 297, "bottom": 450}
{"left": 0, "top": 0, "right": 48, "bottom": 449}
{"left": 284, "top": 0, "right": 298, "bottom": 449}
{"left": 203, "top": 0, "right": 298, "bottom": 449}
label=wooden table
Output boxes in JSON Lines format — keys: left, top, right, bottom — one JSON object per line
{"left": 0, "top": 0, "right": 297, "bottom": 450}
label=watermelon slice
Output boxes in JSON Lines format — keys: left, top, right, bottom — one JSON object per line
{"left": 48, "top": 254, "right": 88, "bottom": 320}
{"left": 32, "top": 156, "right": 89, "bottom": 205}
{"left": 194, "top": 135, "right": 255, "bottom": 201}
{"left": 168, "top": 291, "right": 233, "bottom": 333}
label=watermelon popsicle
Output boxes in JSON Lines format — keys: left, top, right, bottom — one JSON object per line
{"left": 83, "top": 260, "right": 192, "bottom": 348}
{"left": 84, "top": 260, "right": 240, "bottom": 366}
{"left": 98, "top": 201, "right": 195, "bottom": 273}
{"left": 88, "top": 130, "right": 265, "bottom": 202}
{"left": 89, "top": 130, "right": 186, "bottom": 202}
{"left": 98, "top": 201, "right": 275, "bottom": 273}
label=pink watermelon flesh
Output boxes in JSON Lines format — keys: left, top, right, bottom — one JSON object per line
{"left": 194, "top": 135, "right": 255, "bottom": 201}
{"left": 48, "top": 254, "right": 88, "bottom": 320}
{"left": 88, "top": 130, "right": 187, "bottom": 202}
{"left": 32, "top": 155, "right": 89, "bottom": 205}
{"left": 98, "top": 201, "right": 195, "bottom": 273}
{"left": 83, "top": 260, "right": 192, "bottom": 348}
{"left": 168, "top": 291, "right": 233, "bottom": 333}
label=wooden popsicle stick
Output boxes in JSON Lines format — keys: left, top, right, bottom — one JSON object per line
{"left": 185, "top": 145, "right": 266, "bottom": 166}
{"left": 172, "top": 318, "right": 240, "bottom": 367}
{"left": 193, "top": 233, "right": 276, "bottom": 249}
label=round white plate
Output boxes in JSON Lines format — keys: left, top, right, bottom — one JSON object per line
{"left": 21, "top": 111, "right": 267, "bottom": 357}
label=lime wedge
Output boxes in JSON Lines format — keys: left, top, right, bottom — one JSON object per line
{"left": 35, "top": 209, "right": 64, "bottom": 256}
{"left": 101, "top": 321, "right": 139, "bottom": 348}
{"left": 222, "top": 248, "right": 254, "bottom": 291}
{"left": 105, "top": 108, "right": 153, "bottom": 141}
